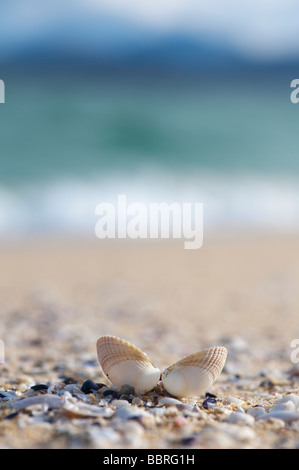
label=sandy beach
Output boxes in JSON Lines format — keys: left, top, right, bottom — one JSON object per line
{"left": 0, "top": 234, "right": 298, "bottom": 448}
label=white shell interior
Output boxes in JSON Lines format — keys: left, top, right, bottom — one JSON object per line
{"left": 107, "top": 360, "right": 160, "bottom": 394}
{"left": 162, "top": 365, "right": 214, "bottom": 398}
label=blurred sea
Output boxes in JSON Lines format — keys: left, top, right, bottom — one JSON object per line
{"left": 1, "top": 68, "right": 299, "bottom": 238}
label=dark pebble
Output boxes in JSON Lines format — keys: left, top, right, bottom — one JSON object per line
{"left": 58, "top": 374, "right": 69, "bottom": 380}
{"left": 54, "top": 365, "right": 67, "bottom": 372}
{"left": 181, "top": 435, "right": 196, "bottom": 445}
{"left": 4, "top": 412, "right": 19, "bottom": 420}
{"left": 201, "top": 397, "right": 217, "bottom": 409}
{"left": 63, "top": 377, "right": 78, "bottom": 385}
{"left": 44, "top": 416, "right": 56, "bottom": 424}
{"left": 205, "top": 392, "right": 217, "bottom": 399}
{"left": 30, "top": 338, "right": 42, "bottom": 346}
{"left": 103, "top": 389, "right": 119, "bottom": 399}
{"left": 30, "top": 384, "right": 48, "bottom": 392}
{"left": 96, "top": 383, "right": 108, "bottom": 389}
{"left": 119, "top": 384, "right": 135, "bottom": 396}
{"left": 81, "top": 380, "right": 100, "bottom": 394}
{"left": 119, "top": 394, "right": 132, "bottom": 402}
{"left": 259, "top": 379, "right": 275, "bottom": 388}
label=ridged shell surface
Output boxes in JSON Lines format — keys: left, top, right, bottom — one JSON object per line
{"left": 161, "top": 346, "right": 227, "bottom": 398}
{"left": 96, "top": 335, "right": 161, "bottom": 394}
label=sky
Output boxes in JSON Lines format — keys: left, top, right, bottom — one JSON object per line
{"left": 0, "top": 0, "right": 299, "bottom": 63}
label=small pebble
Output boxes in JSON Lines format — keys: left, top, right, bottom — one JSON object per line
{"left": 63, "top": 384, "right": 82, "bottom": 394}
{"left": 4, "top": 411, "right": 19, "bottom": 420}
{"left": 148, "top": 407, "right": 165, "bottom": 418}
{"left": 213, "top": 406, "right": 231, "bottom": 415}
{"left": 30, "top": 384, "right": 48, "bottom": 392}
{"left": 201, "top": 397, "right": 217, "bottom": 409}
{"left": 81, "top": 380, "right": 99, "bottom": 394}
{"left": 180, "top": 409, "right": 200, "bottom": 419}
{"left": 119, "top": 384, "right": 135, "bottom": 396}
{"left": 88, "top": 427, "right": 120, "bottom": 447}
{"left": 131, "top": 397, "right": 144, "bottom": 406}
{"left": 119, "top": 394, "right": 132, "bottom": 402}
{"left": 103, "top": 389, "right": 119, "bottom": 399}
{"left": 13, "top": 394, "right": 63, "bottom": 411}
{"left": 113, "top": 405, "right": 147, "bottom": 421}
{"left": 47, "top": 382, "right": 65, "bottom": 393}
{"left": 0, "top": 391, "right": 18, "bottom": 400}
{"left": 121, "top": 421, "right": 144, "bottom": 446}
{"left": 264, "top": 417, "right": 286, "bottom": 429}
{"left": 180, "top": 435, "right": 197, "bottom": 446}
{"left": 173, "top": 415, "right": 188, "bottom": 428}
{"left": 110, "top": 399, "right": 130, "bottom": 408}
{"left": 177, "top": 403, "right": 198, "bottom": 412}
{"left": 158, "top": 397, "right": 182, "bottom": 406}
{"left": 259, "top": 379, "right": 275, "bottom": 388}
{"left": 162, "top": 406, "right": 179, "bottom": 417}
{"left": 225, "top": 424, "right": 256, "bottom": 442}
{"left": 63, "top": 400, "right": 113, "bottom": 418}
{"left": 96, "top": 383, "right": 108, "bottom": 390}
{"left": 226, "top": 396, "right": 245, "bottom": 406}
{"left": 291, "top": 420, "right": 299, "bottom": 432}
{"left": 225, "top": 411, "right": 255, "bottom": 425}
{"left": 143, "top": 401, "right": 155, "bottom": 407}
{"left": 266, "top": 411, "right": 299, "bottom": 424}
{"left": 205, "top": 392, "right": 217, "bottom": 399}
{"left": 272, "top": 393, "right": 299, "bottom": 411}
{"left": 228, "top": 336, "right": 248, "bottom": 353}
{"left": 271, "top": 401, "right": 296, "bottom": 413}
{"left": 247, "top": 406, "right": 267, "bottom": 420}
{"left": 63, "top": 377, "right": 78, "bottom": 385}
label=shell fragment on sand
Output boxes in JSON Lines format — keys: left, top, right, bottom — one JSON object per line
{"left": 161, "top": 347, "right": 227, "bottom": 398}
{"left": 96, "top": 335, "right": 227, "bottom": 398}
{"left": 13, "top": 394, "right": 63, "bottom": 410}
{"left": 96, "top": 336, "right": 160, "bottom": 395}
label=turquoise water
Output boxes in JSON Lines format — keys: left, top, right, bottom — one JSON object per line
{"left": 0, "top": 70, "right": 299, "bottom": 236}
{"left": 1, "top": 72, "right": 298, "bottom": 181}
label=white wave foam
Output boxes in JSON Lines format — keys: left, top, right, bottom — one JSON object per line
{"left": 1, "top": 171, "right": 299, "bottom": 239}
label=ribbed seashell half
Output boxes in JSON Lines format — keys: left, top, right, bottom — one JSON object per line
{"left": 96, "top": 335, "right": 161, "bottom": 394}
{"left": 161, "top": 346, "right": 227, "bottom": 398}
{"left": 96, "top": 336, "right": 227, "bottom": 398}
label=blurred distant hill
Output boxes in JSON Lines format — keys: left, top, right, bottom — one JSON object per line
{"left": 0, "top": 12, "right": 298, "bottom": 73}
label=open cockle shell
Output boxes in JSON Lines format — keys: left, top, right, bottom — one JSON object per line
{"left": 96, "top": 336, "right": 227, "bottom": 398}
{"left": 96, "top": 335, "right": 161, "bottom": 394}
{"left": 161, "top": 346, "right": 227, "bottom": 398}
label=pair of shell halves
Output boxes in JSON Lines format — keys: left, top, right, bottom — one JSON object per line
{"left": 96, "top": 335, "right": 227, "bottom": 398}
